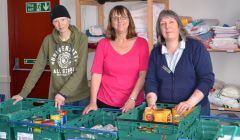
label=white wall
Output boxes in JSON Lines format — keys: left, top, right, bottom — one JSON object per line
{"left": 0, "top": 0, "right": 10, "bottom": 100}
{"left": 65, "top": 0, "right": 240, "bottom": 85}
{"left": 60, "top": 0, "right": 77, "bottom": 26}
{"left": 169, "top": 0, "right": 240, "bottom": 84}
{"left": 64, "top": 0, "right": 240, "bottom": 85}
{"left": 2, "top": 0, "right": 239, "bottom": 99}
{"left": 169, "top": 0, "right": 240, "bottom": 26}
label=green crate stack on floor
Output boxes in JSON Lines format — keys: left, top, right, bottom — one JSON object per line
{"left": 186, "top": 116, "right": 240, "bottom": 140}
{"left": 116, "top": 102, "right": 200, "bottom": 140}
{"left": 62, "top": 108, "right": 121, "bottom": 140}
{"left": 12, "top": 105, "right": 85, "bottom": 140}
{"left": 214, "top": 126, "right": 240, "bottom": 139}
{"left": 0, "top": 98, "right": 54, "bottom": 140}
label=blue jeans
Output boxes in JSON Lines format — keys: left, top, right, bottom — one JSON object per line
{"left": 66, "top": 97, "right": 90, "bottom": 107}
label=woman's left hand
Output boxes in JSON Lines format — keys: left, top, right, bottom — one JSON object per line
{"left": 176, "top": 101, "right": 193, "bottom": 115}
{"left": 121, "top": 99, "right": 136, "bottom": 113}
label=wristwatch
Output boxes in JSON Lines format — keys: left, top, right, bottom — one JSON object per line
{"left": 129, "top": 97, "right": 136, "bottom": 101}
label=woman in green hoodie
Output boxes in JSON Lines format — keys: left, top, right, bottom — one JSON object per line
{"left": 12, "top": 5, "right": 90, "bottom": 110}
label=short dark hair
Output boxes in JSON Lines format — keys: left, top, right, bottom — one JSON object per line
{"left": 106, "top": 5, "right": 137, "bottom": 40}
{"left": 156, "top": 10, "right": 188, "bottom": 45}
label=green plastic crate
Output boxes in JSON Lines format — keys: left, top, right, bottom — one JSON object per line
{"left": 62, "top": 108, "right": 121, "bottom": 140}
{"left": 0, "top": 98, "right": 54, "bottom": 140}
{"left": 0, "top": 98, "right": 54, "bottom": 121}
{"left": 214, "top": 126, "right": 240, "bottom": 140}
{"left": 116, "top": 102, "right": 200, "bottom": 140}
{"left": 186, "top": 116, "right": 240, "bottom": 140}
{"left": 12, "top": 105, "right": 85, "bottom": 140}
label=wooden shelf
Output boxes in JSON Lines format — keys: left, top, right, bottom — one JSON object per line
{"left": 210, "top": 104, "right": 240, "bottom": 112}
{"left": 207, "top": 48, "right": 240, "bottom": 53}
{"left": 76, "top": 0, "right": 169, "bottom": 51}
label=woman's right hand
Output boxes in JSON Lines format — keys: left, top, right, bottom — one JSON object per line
{"left": 82, "top": 103, "right": 98, "bottom": 115}
{"left": 146, "top": 92, "right": 158, "bottom": 109}
{"left": 12, "top": 95, "right": 23, "bottom": 105}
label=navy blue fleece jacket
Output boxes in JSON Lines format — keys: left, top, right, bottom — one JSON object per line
{"left": 144, "top": 38, "right": 214, "bottom": 114}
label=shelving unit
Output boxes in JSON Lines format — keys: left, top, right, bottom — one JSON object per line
{"left": 75, "top": 0, "right": 169, "bottom": 51}
{"left": 211, "top": 104, "right": 240, "bottom": 112}
{"left": 208, "top": 48, "right": 240, "bottom": 53}
{"left": 208, "top": 48, "right": 240, "bottom": 114}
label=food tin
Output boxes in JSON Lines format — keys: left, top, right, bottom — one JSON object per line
{"left": 153, "top": 109, "right": 172, "bottom": 123}
{"left": 143, "top": 107, "right": 154, "bottom": 121}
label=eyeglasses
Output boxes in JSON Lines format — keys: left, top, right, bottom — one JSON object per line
{"left": 111, "top": 16, "right": 128, "bottom": 21}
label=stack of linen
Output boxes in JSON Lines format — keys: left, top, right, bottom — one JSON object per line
{"left": 210, "top": 26, "right": 239, "bottom": 50}
{"left": 129, "top": 2, "right": 165, "bottom": 44}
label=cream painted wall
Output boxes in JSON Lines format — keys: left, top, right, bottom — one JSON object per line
{"left": 65, "top": 0, "right": 240, "bottom": 84}
{"left": 169, "top": 0, "right": 240, "bottom": 26}
{"left": 169, "top": 0, "right": 240, "bottom": 84}
{"left": 1, "top": 0, "right": 239, "bottom": 99}
{"left": 60, "top": 0, "right": 77, "bottom": 26}
{"left": 0, "top": 0, "right": 10, "bottom": 100}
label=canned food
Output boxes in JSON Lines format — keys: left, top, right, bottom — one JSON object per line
{"left": 172, "top": 108, "right": 182, "bottom": 124}
{"left": 50, "top": 113, "right": 61, "bottom": 126}
{"left": 181, "top": 18, "right": 188, "bottom": 27}
{"left": 143, "top": 107, "right": 154, "bottom": 121}
{"left": 153, "top": 109, "right": 172, "bottom": 123}
{"left": 42, "top": 119, "right": 54, "bottom": 125}
{"left": 32, "top": 118, "right": 43, "bottom": 133}
{"left": 60, "top": 111, "right": 67, "bottom": 125}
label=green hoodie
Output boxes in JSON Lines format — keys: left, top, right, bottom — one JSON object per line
{"left": 19, "top": 25, "right": 90, "bottom": 103}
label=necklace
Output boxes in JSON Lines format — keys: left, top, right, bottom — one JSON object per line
{"left": 59, "top": 30, "right": 71, "bottom": 41}
{"left": 59, "top": 35, "right": 69, "bottom": 41}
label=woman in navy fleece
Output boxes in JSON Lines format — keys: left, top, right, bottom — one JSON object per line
{"left": 144, "top": 10, "right": 214, "bottom": 115}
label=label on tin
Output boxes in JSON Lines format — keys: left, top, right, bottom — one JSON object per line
{"left": 143, "top": 107, "right": 154, "bottom": 121}
{"left": 60, "top": 111, "right": 67, "bottom": 125}
{"left": 50, "top": 114, "right": 61, "bottom": 126}
{"left": 17, "top": 132, "right": 33, "bottom": 140}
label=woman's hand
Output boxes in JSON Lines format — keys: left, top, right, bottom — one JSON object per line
{"left": 146, "top": 92, "right": 157, "bottom": 109}
{"left": 176, "top": 101, "right": 193, "bottom": 115}
{"left": 148, "top": 103, "right": 157, "bottom": 109}
{"left": 121, "top": 98, "right": 136, "bottom": 113}
{"left": 55, "top": 93, "right": 65, "bottom": 110}
{"left": 12, "top": 95, "right": 23, "bottom": 105}
{"left": 82, "top": 103, "right": 98, "bottom": 115}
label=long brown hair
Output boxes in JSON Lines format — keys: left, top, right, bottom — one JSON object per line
{"left": 106, "top": 5, "right": 137, "bottom": 40}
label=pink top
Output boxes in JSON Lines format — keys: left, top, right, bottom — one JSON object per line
{"left": 91, "top": 37, "right": 149, "bottom": 107}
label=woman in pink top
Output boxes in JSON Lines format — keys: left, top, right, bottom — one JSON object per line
{"left": 83, "top": 5, "right": 149, "bottom": 114}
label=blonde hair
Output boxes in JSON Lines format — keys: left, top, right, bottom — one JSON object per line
{"left": 156, "top": 10, "right": 188, "bottom": 45}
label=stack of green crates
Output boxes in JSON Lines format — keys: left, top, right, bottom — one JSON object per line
{"left": 62, "top": 108, "right": 121, "bottom": 140}
{"left": 12, "top": 105, "right": 85, "bottom": 140}
{"left": 214, "top": 125, "right": 240, "bottom": 139}
{"left": 187, "top": 116, "right": 240, "bottom": 140}
{"left": 116, "top": 102, "right": 200, "bottom": 140}
{"left": 0, "top": 98, "right": 54, "bottom": 140}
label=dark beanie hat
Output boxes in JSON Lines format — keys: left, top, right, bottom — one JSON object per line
{"left": 50, "top": 5, "right": 71, "bottom": 21}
